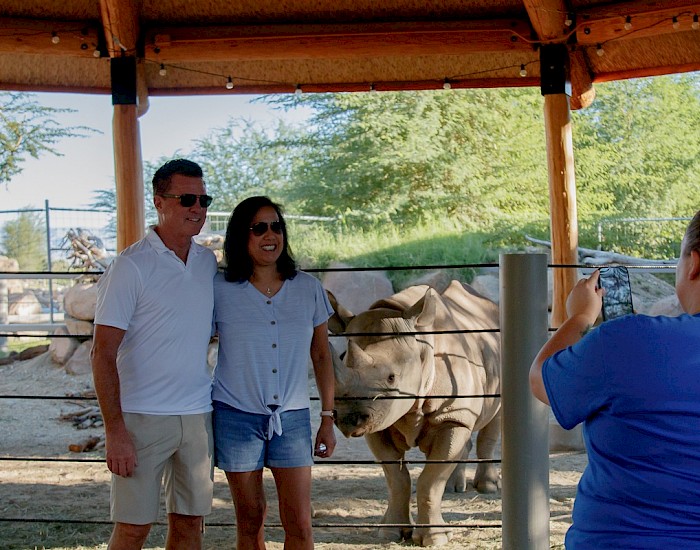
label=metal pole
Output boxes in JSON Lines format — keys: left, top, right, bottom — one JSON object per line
{"left": 44, "top": 200, "right": 54, "bottom": 324}
{"left": 500, "top": 253, "right": 550, "bottom": 550}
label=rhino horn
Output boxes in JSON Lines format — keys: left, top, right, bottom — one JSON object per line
{"left": 403, "top": 288, "right": 438, "bottom": 329}
{"left": 346, "top": 340, "right": 374, "bottom": 370}
{"left": 326, "top": 290, "right": 355, "bottom": 334}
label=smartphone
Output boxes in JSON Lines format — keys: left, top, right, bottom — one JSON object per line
{"left": 598, "top": 266, "right": 634, "bottom": 321}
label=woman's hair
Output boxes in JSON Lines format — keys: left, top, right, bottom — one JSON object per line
{"left": 683, "top": 210, "right": 700, "bottom": 256}
{"left": 223, "top": 196, "right": 297, "bottom": 282}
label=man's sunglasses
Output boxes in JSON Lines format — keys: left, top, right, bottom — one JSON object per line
{"left": 249, "top": 221, "right": 283, "bottom": 236}
{"left": 159, "top": 193, "right": 213, "bottom": 208}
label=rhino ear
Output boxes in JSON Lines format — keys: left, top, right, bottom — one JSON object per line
{"left": 327, "top": 290, "right": 355, "bottom": 334}
{"left": 403, "top": 288, "right": 438, "bottom": 329}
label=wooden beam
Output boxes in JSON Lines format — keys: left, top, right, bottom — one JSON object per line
{"left": 99, "top": 0, "right": 139, "bottom": 56}
{"left": 0, "top": 18, "right": 101, "bottom": 57}
{"left": 569, "top": 50, "right": 595, "bottom": 110}
{"left": 575, "top": 2, "right": 700, "bottom": 46}
{"left": 144, "top": 19, "right": 535, "bottom": 62}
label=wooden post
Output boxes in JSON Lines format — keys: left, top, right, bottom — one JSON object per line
{"left": 113, "top": 104, "right": 145, "bottom": 251}
{"left": 543, "top": 94, "right": 578, "bottom": 327}
{"left": 540, "top": 44, "right": 579, "bottom": 328}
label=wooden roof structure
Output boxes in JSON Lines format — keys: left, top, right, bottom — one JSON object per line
{"left": 2, "top": 0, "right": 699, "bottom": 323}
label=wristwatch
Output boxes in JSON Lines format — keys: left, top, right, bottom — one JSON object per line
{"left": 320, "top": 409, "right": 337, "bottom": 420}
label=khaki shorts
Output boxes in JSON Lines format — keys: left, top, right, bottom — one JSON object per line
{"left": 111, "top": 412, "right": 214, "bottom": 524}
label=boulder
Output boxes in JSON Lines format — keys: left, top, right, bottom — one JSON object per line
{"left": 629, "top": 272, "right": 676, "bottom": 314}
{"left": 648, "top": 294, "right": 683, "bottom": 317}
{"left": 64, "top": 314, "right": 94, "bottom": 337}
{"left": 49, "top": 326, "right": 81, "bottom": 365}
{"left": 64, "top": 282, "right": 98, "bottom": 321}
{"left": 8, "top": 291, "right": 42, "bottom": 316}
{"left": 403, "top": 271, "right": 452, "bottom": 293}
{"left": 64, "top": 339, "right": 93, "bottom": 375}
{"left": 471, "top": 272, "right": 500, "bottom": 304}
{"left": 321, "top": 262, "right": 394, "bottom": 315}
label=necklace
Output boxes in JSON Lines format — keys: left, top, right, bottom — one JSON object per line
{"left": 266, "top": 287, "right": 273, "bottom": 295}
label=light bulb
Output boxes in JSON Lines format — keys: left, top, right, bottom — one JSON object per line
{"left": 369, "top": 83, "right": 377, "bottom": 92}
{"left": 93, "top": 47, "right": 101, "bottom": 58}
{"left": 294, "top": 84, "right": 302, "bottom": 96}
{"left": 624, "top": 16, "right": 632, "bottom": 31}
{"left": 51, "top": 32, "right": 60, "bottom": 44}
{"left": 693, "top": 15, "right": 699, "bottom": 30}
{"left": 226, "top": 76, "right": 234, "bottom": 90}
{"left": 673, "top": 16, "right": 680, "bottom": 29}
{"left": 596, "top": 44, "right": 605, "bottom": 56}
{"left": 159, "top": 64, "right": 167, "bottom": 77}
{"left": 564, "top": 13, "right": 573, "bottom": 27}
{"left": 443, "top": 78, "right": 451, "bottom": 90}
{"left": 519, "top": 64, "right": 527, "bottom": 77}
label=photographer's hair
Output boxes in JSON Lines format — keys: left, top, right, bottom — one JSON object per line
{"left": 682, "top": 210, "right": 700, "bottom": 256}
{"left": 152, "top": 159, "right": 204, "bottom": 195}
{"left": 223, "top": 196, "right": 297, "bottom": 283}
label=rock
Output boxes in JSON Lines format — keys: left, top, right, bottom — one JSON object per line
{"left": 629, "top": 272, "right": 676, "bottom": 314}
{"left": 8, "top": 291, "right": 42, "bottom": 316}
{"left": 64, "top": 340, "right": 93, "bottom": 375}
{"left": 64, "top": 282, "right": 98, "bottom": 321}
{"left": 64, "top": 314, "right": 94, "bottom": 337}
{"left": 404, "top": 271, "right": 452, "bottom": 294}
{"left": 322, "top": 263, "right": 394, "bottom": 314}
{"left": 471, "top": 273, "right": 500, "bottom": 304}
{"left": 648, "top": 294, "right": 683, "bottom": 317}
{"left": 49, "top": 326, "right": 81, "bottom": 365}
{"left": 18, "top": 344, "right": 49, "bottom": 361}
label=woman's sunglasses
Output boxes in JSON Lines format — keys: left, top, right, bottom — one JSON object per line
{"left": 249, "top": 221, "right": 283, "bottom": 236}
{"left": 158, "top": 193, "right": 213, "bottom": 208}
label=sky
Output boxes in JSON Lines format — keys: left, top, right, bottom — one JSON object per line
{"left": 0, "top": 92, "right": 308, "bottom": 211}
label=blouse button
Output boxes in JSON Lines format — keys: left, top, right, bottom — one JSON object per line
{"left": 272, "top": 368, "right": 278, "bottom": 373}
{"left": 266, "top": 300, "right": 272, "bottom": 305}
{"left": 272, "top": 343, "right": 277, "bottom": 348}
{"left": 273, "top": 394, "right": 278, "bottom": 400}
{"left": 271, "top": 320, "right": 276, "bottom": 325}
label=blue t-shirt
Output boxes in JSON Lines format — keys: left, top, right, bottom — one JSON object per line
{"left": 543, "top": 313, "right": 700, "bottom": 549}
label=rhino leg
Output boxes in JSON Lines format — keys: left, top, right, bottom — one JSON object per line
{"left": 473, "top": 409, "right": 501, "bottom": 494}
{"left": 446, "top": 437, "right": 473, "bottom": 493}
{"left": 413, "top": 424, "right": 471, "bottom": 547}
{"left": 365, "top": 430, "right": 413, "bottom": 542}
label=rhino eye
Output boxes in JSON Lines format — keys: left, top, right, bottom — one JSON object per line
{"left": 387, "top": 374, "right": 396, "bottom": 384}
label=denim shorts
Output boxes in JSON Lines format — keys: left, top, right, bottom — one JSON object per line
{"left": 213, "top": 401, "right": 313, "bottom": 472}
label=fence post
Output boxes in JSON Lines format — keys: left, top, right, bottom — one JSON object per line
{"left": 44, "top": 200, "right": 55, "bottom": 324}
{"left": 500, "top": 253, "right": 550, "bottom": 550}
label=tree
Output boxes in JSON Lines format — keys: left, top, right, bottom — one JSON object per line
{"left": 0, "top": 92, "right": 95, "bottom": 185}
{"left": 0, "top": 211, "right": 47, "bottom": 270}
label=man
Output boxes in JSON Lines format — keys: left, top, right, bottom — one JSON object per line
{"left": 91, "top": 159, "right": 217, "bottom": 549}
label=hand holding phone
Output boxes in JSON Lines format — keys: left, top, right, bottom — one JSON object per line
{"left": 598, "top": 266, "right": 634, "bottom": 321}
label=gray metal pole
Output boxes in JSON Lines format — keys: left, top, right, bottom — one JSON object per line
{"left": 44, "top": 200, "right": 54, "bottom": 324}
{"left": 500, "top": 253, "right": 550, "bottom": 550}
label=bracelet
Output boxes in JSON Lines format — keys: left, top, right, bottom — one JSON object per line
{"left": 320, "top": 409, "right": 337, "bottom": 420}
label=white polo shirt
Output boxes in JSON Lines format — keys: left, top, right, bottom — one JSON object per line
{"left": 94, "top": 228, "right": 217, "bottom": 415}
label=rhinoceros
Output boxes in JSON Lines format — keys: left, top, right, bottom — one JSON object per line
{"left": 328, "top": 280, "right": 501, "bottom": 547}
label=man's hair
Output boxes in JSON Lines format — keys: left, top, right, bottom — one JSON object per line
{"left": 683, "top": 210, "right": 700, "bottom": 256}
{"left": 152, "top": 159, "right": 204, "bottom": 195}
{"left": 223, "top": 196, "right": 297, "bottom": 283}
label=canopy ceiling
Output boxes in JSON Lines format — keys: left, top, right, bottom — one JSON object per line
{"left": 1, "top": 1, "right": 699, "bottom": 109}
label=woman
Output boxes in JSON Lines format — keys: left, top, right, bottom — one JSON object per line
{"left": 530, "top": 210, "right": 700, "bottom": 548}
{"left": 212, "top": 196, "right": 337, "bottom": 549}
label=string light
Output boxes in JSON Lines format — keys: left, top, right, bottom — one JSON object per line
{"left": 159, "top": 63, "right": 167, "bottom": 76}
{"left": 519, "top": 64, "right": 527, "bottom": 77}
{"left": 596, "top": 44, "right": 605, "bottom": 56}
{"left": 294, "top": 84, "right": 302, "bottom": 95}
{"left": 564, "top": 13, "right": 573, "bottom": 27}
{"left": 672, "top": 16, "right": 680, "bottom": 29}
{"left": 693, "top": 15, "right": 699, "bottom": 30}
{"left": 369, "top": 83, "right": 377, "bottom": 92}
{"left": 226, "top": 76, "right": 234, "bottom": 90}
{"left": 624, "top": 16, "right": 632, "bottom": 31}
{"left": 51, "top": 32, "right": 60, "bottom": 44}
{"left": 443, "top": 78, "right": 451, "bottom": 90}
{"left": 93, "top": 46, "right": 101, "bottom": 58}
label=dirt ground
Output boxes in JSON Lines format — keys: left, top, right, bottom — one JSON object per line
{"left": 0, "top": 352, "right": 586, "bottom": 549}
